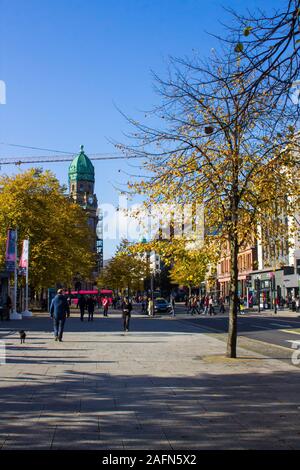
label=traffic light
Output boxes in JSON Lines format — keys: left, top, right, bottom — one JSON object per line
{"left": 254, "top": 278, "right": 260, "bottom": 291}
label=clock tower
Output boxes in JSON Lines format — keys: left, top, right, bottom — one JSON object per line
{"left": 68, "top": 145, "right": 103, "bottom": 276}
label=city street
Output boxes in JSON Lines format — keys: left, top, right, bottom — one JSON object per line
{"left": 1, "top": 0, "right": 300, "bottom": 457}
{"left": 0, "top": 309, "right": 300, "bottom": 450}
{"left": 174, "top": 304, "right": 300, "bottom": 353}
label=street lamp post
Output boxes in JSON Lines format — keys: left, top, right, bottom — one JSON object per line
{"left": 150, "top": 271, "right": 154, "bottom": 316}
{"left": 255, "top": 277, "right": 261, "bottom": 313}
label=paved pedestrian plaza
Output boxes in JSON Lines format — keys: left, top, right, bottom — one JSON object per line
{"left": 0, "top": 312, "right": 300, "bottom": 450}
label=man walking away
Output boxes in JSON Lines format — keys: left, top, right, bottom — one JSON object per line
{"left": 86, "top": 295, "right": 95, "bottom": 321}
{"left": 50, "top": 289, "right": 70, "bottom": 342}
{"left": 78, "top": 295, "right": 86, "bottom": 322}
{"left": 122, "top": 297, "right": 132, "bottom": 332}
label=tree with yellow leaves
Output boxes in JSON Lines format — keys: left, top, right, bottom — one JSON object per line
{"left": 97, "top": 240, "right": 149, "bottom": 295}
{"left": 130, "top": 237, "right": 217, "bottom": 298}
{"left": 120, "top": 50, "right": 300, "bottom": 357}
{"left": 169, "top": 252, "right": 208, "bottom": 298}
{"left": 0, "top": 169, "right": 95, "bottom": 292}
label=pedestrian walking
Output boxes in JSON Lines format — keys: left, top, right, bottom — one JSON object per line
{"left": 203, "top": 296, "right": 209, "bottom": 315}
{"left": 219, "top": 297, "right": 225, "bottom": 314}
{"left": 122, "top": 297, "right": 132, "bottom": 332}
{"left": 296, "top": 296, "right": 300, "bottom": 313}
{"left": 170, "top": 304, "right": 176, "bottom": 317}
{"left": 171, "top": 297, "right": 176, "bottom": 316}
{"left": 197, "top": 296, "right": 202, "bottom": 314}
{"left": 190, "top": 296, "right": 199, "bottom": 315}
{"left": 50, "top": 289, "right": 70, "bottom": 342}
{"left": 148, "top": 298, "right": 154, "bottom": 316}
{"left": 102, "top": 296, "right": 109, "bottom": 316}
{"left": 208, "top": 296, "right": 214, "bottom": 316}
{"left": 171, "top": 295, "right": 176, "bottom": 311}
{"left": 86, "top": 295, "right": 95, "bottom": 321}
{"left": 78, "top": 295, "right": 86, "bottom": 322}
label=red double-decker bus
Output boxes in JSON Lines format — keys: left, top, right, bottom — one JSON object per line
{"left": 66, "top": 289, "right": 113, "bottom": 306}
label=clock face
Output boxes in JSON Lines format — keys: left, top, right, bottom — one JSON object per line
{"left": 88, "top": 196, "right": 94, "bottom": 205}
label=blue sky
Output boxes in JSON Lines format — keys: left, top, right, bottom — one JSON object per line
{"left": 0, "top": 0, "right": 284, "bottom": 258}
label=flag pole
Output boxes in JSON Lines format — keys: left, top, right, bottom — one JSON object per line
{"left": 22, "top": 238, "right": 32, "bottom": 317}
{"left": 10, "top": 228, "right": 22, "bottom": 320}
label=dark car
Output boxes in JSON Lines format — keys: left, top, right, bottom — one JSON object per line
{"left": 154, "top": 298, "right": 172, "bottom": 314}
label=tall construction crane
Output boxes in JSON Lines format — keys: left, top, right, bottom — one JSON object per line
{"left": 0, "top": 153, "right": 140, "bottom": 167}
{"left": 0, "top": 142, "right": 141, "bottom": 167}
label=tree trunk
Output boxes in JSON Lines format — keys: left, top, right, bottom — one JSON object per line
{"left": 227, "top": 232, "right": 239, "bottom": 358}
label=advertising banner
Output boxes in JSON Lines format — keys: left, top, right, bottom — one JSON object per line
{"left": 19, "top": 239, "right": 29, "bottom": 272}
{"left": 5, "top": 230, "right": 16, "bottom": 272}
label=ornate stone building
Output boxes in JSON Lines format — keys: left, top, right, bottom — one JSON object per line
{"left": 68, "top": 145, "right": 103, "bottom": 279}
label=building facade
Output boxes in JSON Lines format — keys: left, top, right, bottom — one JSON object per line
{"left": 251, "top": 216, "right": 300, "bottom": 303}
{"left": 216, "top": 215, "right": 300, "bottom": 306}
{"left": 217, "top": 242, "right": 258, "bottom": 299}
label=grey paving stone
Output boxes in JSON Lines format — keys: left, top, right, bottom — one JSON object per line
{"left": 1, "top": 312, "right": 300, "bottom": 450}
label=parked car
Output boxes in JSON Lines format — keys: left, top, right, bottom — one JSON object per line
{"left": 154, "top": 298, "right": 172, "bottom": 314}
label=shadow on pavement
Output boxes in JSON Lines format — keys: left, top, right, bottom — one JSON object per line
{"left": 0, "top": 368, "right": 300, "bottom": 449}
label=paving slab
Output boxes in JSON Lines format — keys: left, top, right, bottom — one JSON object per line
{"left": 0, "top": 312, "right": 300, "bottom": 449}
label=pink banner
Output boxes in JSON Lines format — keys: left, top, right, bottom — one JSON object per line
{"left": 19, "top": 239, "right": 29, "bottom": 269}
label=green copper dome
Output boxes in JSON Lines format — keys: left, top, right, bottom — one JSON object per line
{"left": 68, "top": 145, "right": 95, "bottom": 182}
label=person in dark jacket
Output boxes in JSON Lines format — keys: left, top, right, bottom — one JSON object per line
{"left": 50, "top": 289, "right": 70, "bottom": 341}
{"left": 86, "top": 295, "right": 95, "bottom": 321}
{"left": 122, "top": 297, "right": 132, "bottom": 332}
{"left": 78, "top": 295, "right": 86, "bottom": 322}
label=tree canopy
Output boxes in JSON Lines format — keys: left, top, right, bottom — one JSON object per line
{"left": 0, "top": 169, "right": 95, "bottom": 289}
{"left": 119, "top": 20, "right": 300, "bottom": 357}
{"left": 97, "top": 240, "right": 149, "bottom": 294}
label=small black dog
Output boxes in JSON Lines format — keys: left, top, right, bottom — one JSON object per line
{"left": 19, "top": 330, "right": 26, "bottom": 344}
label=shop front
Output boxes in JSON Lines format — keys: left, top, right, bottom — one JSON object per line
{"left": 250, "top": 268, "right": 285, "bottom": 309}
